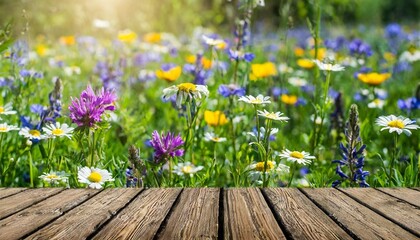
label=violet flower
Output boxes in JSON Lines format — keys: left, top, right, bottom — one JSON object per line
{"left": 150, "top": 130, "right": 184, "bottom": 164}
{"left": 69, "top": 85, "right": 116, "bottom": 128}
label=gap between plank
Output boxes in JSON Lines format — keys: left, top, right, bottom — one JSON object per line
{"left": 152, "top": 188, "right": 184, "bottom": 240}
{"left": 217, "top": 188, "right": 224, "bottom": 240}
{"left": 298, "top": 188, "right": 361, "bottom": 240}
{"left": 0, "top": 188, "right": 65, "bottom": 221}
{"left": 374, "top": 188, "right": 420, "bottom": 208}
{"left": 259, "top": 188, "right": 294, "bottom": 240}
{"left": 337, "top": 188, "right": 420, "bottom": 238}
{"left": 20, "top": 189, "right": 103, "bottom": 239}
{"left": 0, "top": 188, "right": 28, "bottom": 200}
{"left": 86, "top": 188, "right": 146, "bottom": 239}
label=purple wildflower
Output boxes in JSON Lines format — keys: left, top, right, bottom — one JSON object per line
{"left": 348, "top": 39, "right": 373, "bottom": 57}
{"left": 68, "top": 85, "right": 117, "bottom": 127}
{"left": 150, "top": 130, "right": 184, "bottom": 164}
{"left": 218, "top": 84, "right": 246, "bottom": 97}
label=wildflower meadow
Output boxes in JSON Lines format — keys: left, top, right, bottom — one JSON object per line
{"left": 0, "top": 0, "right": 419, "bottom": 189}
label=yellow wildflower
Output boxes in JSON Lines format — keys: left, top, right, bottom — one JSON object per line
{"left": 59, "top": 35, "right": 76, "bottom": 45}
{"left": 143, "top": 32, "right": 161, "bottom": 43}
{"left": 281, "top": 94, "right": 298, "bottom": 105}
{"left": 118, "top": 30, "right": 137, "bottom": 43}
{"left": 250, "top": 62, "right": 277, "bottom": 81}
{"left": 297, "top": 59, "right": 315, "bottom": 69}
{"left": 204, "top": 110, "right": 228, "bottom": 127}
{"left": 357, "top": 72, "right": 391, "bottom": 86}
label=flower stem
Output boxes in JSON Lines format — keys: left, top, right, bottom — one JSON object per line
{"left": 28, "top": 149, "right": 34, "bottom": 188}
{"left": 287, "top": 162, "right": 297, "bottom": 187}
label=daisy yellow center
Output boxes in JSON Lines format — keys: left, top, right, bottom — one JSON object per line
{"left": 181, "top": 166, "right": 193, "bottom": 173}
{"left": 250, "top": 99, "right": 262, "bottom": 104}
{"left": 266, "top": 112, "right": 277, "bottom": 118}
{"left": 0, "top": 127, "right": 7, "bottom": 132}
{"left": 29, "top": 130, "right": 41, "bottom": 137}
{"left": 46, "top": 174, "right": 59, "bottom": 179}
{"left": 212, "top": 137, "right": 220, "bottom": 141}
{"left": 290, "top": 151, "right": 304, "bottom": 159}
{"left": 255, "top": 161, "right": 274, "bottom": 172}
{"left": 387, "top": 119, "right": 405, "bottom": 129}
{"left": 88, "top": 172, "right": 102, "bottom": 183}
{"left": 0, "top": 106, "right": 4, "bottom": 113}
{"left": 52, "top": 128, "right": 64, "bottom": 136}
{"left": 178, "top": 83, "right": 196, "bottom": 92}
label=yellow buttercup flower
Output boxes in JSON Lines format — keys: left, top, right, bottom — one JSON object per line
{"left": 204, "top": 110, "right": 228, "bottom": 127}
{"left": 118, "top": 30, "right": 137, "bottom": 43}
{"left": 358, "top": 72, "right": 391, "bottom": 86}
{"left": 250, "top": 62, "right": 277, "bottom": 81}
{"left": 143, "top": 32, "right": 161, "bottom": 43}
{"left": 59, "top": 35, "right": 76, "bottom": 45}
{"left": 185, "top": 54, "right": 196, "bottom": 64}
{"left": 383, "top": 52, "right": 396, "bottom": 63}
{"left": 297, "top": 59, "right": 315, "bottom": 69}
{"left": 310, "top": 48, "right": 326, "bottom": 60}
{"left": 156, "top": 66, "right": 182, "bottom": 82}
{"left": 294, "top": 47, "right": 305, "bottom": 57}
{"left": 281, "top": 94, "right": 298, "bottom": 105}
{"left": 36, "top": 44, "right": 48, "bottom": 56}
{"left": 201, "top": 57, "right": 212, "bottom": 70}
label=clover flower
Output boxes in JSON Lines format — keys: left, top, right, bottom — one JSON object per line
{"left": 332, "top": 104, "right": 369, "bottom": 187}
{"left": 68, "top": 85, "right": 116, "bottom": 128}
{"left": 150, "top": 130, "right": 184, "bottom": 164}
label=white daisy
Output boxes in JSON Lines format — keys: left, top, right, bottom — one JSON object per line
{"left": 202, "top": 35, "right": 225, "bottom": 47}
{"left": 19, "top": 127, "right": 46, "bottom": 140}
{"left": 173, "top": 162, "right": 204, "bottom": 177}
{"left": 238, "top": 94, "right": 271, "bottom": 105}
{"left": 278, "top": 149, "right": 315, "bottom": 165}
{"left": 257, "top": 109, "right": 289, "bottom": 122}
{"left": 288, "top": 77, "right": 308, "bottom": 87}
{"left": 43, "top": 122, "right": 74, "bottom": 139}
{"left": 313, "top": 59, "right": 345, "bottom": 72}
{"left": 0, "top": 103, "right": 17, "bottom": 115}
{"left": 204, "top": 132, "right": 227, "bottom": 143}
{"left": 78, "top": 167, "right": 114, "bottom": 189}
{"left": 162, "top": 82, "right": 209, "bottom": 108}
{"left": 248, "top": 160, "right": 277, "bottom": 172}
{"left": 376, "top": 115, "right": 419, "bottom": 136}
{"left": 0, "top": 123, "right": 20, "bottom": 133}
{"left": 367, "top": 99, "right": 385, "bottom": 109}
{"left": 39, "top": 171, "right": 69, "bottom": 184}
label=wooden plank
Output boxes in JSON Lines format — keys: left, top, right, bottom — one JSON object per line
{"left": 224, "top": 188, "right": 286, "bottom": 240}
{"left": 0, "top": 189, "right": 98, "bottom": 240}
{"left": 263, "top": 188, "right": 352, "bottom": 240}
{"left": 0, "top": 188, "right": 62, "bottom": 220}
{"left": 25, "top": 188, "right": 139, "bottom": 240}
{"left": 0, "top": 188, "right": 27, "bottom": 199}
{"left": 91, "top": 188, "right": 181, "bottom": 240}
{"left": 410, "top": 187, "right": 420, "bottom": 192}
{"left": 302, "top": 188, "right": 418, "bottom": 240}
{"left": 377, "top": 188, "right": 420, "bottom": 208}
{"left": 156, "top": 188, "right": 219, "bottom": 239}
{"left": 341, "top": 188, "right": 420, "bottom": 236}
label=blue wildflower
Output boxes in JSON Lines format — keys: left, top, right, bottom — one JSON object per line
{"left": 218, "top": 84, "right": 246, "bottom": 97}
{"left": 332, "top": 104, "right": 369, "bottom": 187}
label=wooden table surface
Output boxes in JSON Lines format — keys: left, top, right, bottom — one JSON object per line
{"left": 0, "top": 187, "right": 419, "bottom": 240}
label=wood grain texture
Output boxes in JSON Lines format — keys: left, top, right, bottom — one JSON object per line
{"left": 91, "top": 188, "right": 181, "bottom": 240}
{"left": 377, "top": 188, "right": 420, "bottom": 208}
{"left": 263, "top": 188, "right": 352, "bottom": 240}
{"left": 25, "top": 188, "right": 139, "bottom": 240}
{"left": 156, "top": 188, "right": 219, "bottom": 240}
{"left": 0, "top": 189, "right": 97, "bottom": 240}
{"left": 0, "top": 188, "right": 26, "bottom": 199}
{"left": 224, "top": 188, "right": 286, "bottom": 240}
{"left": 341, "top": 188, "right": 420, "bottom": 236}
{"left": 302, "top": 188, "right": 418, "bottom": 240}
{"left": 0, "top": 188, "right": 62, "bottom": 220}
